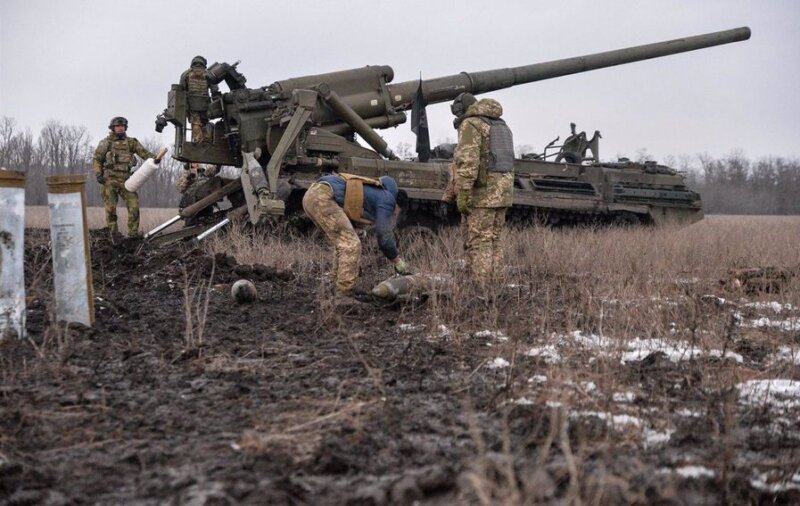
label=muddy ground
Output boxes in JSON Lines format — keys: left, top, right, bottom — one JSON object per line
{"left": 1, "top": 229, "right": 799, "bottom": 505}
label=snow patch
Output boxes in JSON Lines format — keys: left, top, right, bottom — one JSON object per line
{"left": 398, "top": 323, "right": 425, "bottom": 332}
{"left": 487, "top": 357, "right": 510, "bottom": 369}
{"left": 525, "top": 344, "right": 562, "bottom": 364}
{"left": 675, "top": 465, "right": 715, "bottom": 479}
{"left": 571, "top": 411, "right": 643, "bottom": 428}
{"left": 613, "top": 391, "right": 636, "bottom": 403}
{"left": 474, "top": 329, "right": 509, "bottom": 341}
{"left": 643, "top": 428, "right": 674, "bottom": 448}
{"left": 527, "top": 331, "right": 744, "bottom": 365}
{"left": 742, "top": 301, "right": 794, "bottom": 313}
{"left": 737, "top": 379, "right": 800, "bottom": 410}
{"left": 770, "top": 346, "right": 800, "bottom": 365}
{"left": 620, "top": 337, "right": 743, "bottom": 364}
{"left": 511, "top": 397, "right": 534, "bottom": 406}
{"left": 750, "top": 472, "right": 800, "bottom": 493}
{"left": 735, "top": 312, "right": 800, "bottom": 331}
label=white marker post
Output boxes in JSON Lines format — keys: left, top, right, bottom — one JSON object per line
{"left": 46, "top": 175, "right": 94, "bottom": 327}
{"left": 0, "top": 170, "right": 26, "bottom": 340}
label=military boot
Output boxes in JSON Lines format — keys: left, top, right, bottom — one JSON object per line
{"left": 334, "top": 292, "right": 365, "bottom": 308}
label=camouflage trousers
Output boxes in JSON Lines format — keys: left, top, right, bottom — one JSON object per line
{"left": 188, "top": 111, "right": 208, "bottom": 143}
{"left": 463, "top": 207, "right": 508, "bottom": 283}
{"left": 302, "top": 182, "right": 361, "bottom": 296}
{"left": 102, "top": 178, "right": 140, "bottom": 236}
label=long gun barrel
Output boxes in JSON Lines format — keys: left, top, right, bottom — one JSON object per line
{"left": 164, "top": 26, "right": 750, "bottom": 166}
{"left": 388, "top": 26, "right": 751, "bottom": 107}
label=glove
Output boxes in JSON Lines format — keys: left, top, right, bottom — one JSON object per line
{"left": 96, "top": 173, "right": 105, "bottom": 185}
{"left": 456, "top": 192, "right": 471, "bottom": 215}
{"left": 393, "top": 258, "right": 411, "bottom": 275}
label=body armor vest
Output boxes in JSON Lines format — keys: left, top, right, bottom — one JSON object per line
{"left": 338, "top": 173, "right": 383, "bottom": 224}
{"left": 186, "top": 68, "right": 211, "bottom": 110}
{"left": 105, "top": 137, "right": 136, "bottom": 174}
{"left": 481, "top": 117, "right": 514, "bottom": 173}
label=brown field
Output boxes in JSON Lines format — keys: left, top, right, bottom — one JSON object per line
{"left": 24, "top": 206, "right": 177, "bottom": 232}
{"left": 1, "top": 215, "right": 799, "bottom": 504}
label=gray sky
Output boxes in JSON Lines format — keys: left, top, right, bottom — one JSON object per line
{"left": 1, "top": 0, "right": 798, "bottom": 164}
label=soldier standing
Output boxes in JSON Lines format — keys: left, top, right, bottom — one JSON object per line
{"left": 180, "top": 55, "right": 220, "bottom": 144}
{"left": 451, "top": 93, "right": 515, "bottom": 283}
{"left": 92, "top": 117, "right": 157, "bottom": 236}
{"left": 302, "top": 173, "right": 410, "bottom": 306}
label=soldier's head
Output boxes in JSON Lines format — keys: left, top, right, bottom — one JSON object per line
{"left": 109, "top": 116, "right": 128, "bottom": 137}
{"left": 450, "top": 93, "right": 477, "bottom": 118}
{"left": 191, "top": 55, "right": 207, "bottom": 69}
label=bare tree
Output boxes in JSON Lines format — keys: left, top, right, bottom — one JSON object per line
{"left": 0, "top": 116, "right": 16, "bottom": 168}
{"left": 394, "top": 142, "right": 413, "bottom": 160}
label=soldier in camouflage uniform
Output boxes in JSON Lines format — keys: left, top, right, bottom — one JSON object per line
{"left": 176, "top": 162, "right": 222, "bottom": 194}
{"left": 179, "top": 56, "right": 220, "bottom": 144}
{"left": 92, "top": 117, "right": 156, "bottom": 236}
{"left": 452, "top": 94, "right": 515, "bottom": 283}
{"left": 302, "top": 174, "right": 409, "bottom": 306}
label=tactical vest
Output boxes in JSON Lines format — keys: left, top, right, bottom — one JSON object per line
{"left": 103, "top": 137, "right": 137, "bottom": 175}
{"left": 186, "top": 68, "right": 211, "bottom": 110}
{"left": 338, "top": 173, "right": 383, "bottom": 224}
{"left": 481, "top": 117, "right": 514, "bottom": 173}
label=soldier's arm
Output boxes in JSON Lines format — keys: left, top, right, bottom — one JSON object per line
{"left": 373, "top": 199, "right": 399, "bottom": 261}
{"left": 92, "top": 141, "right": 108, "bottom": 175}
{"left": 179, "top": 69, "right": 189, "bottom": 88}
{"left": 132, "top": 139, "right": 156, "bottom": 160}
{"left": 454, "top": 120, "right": 481, "bottom": 192}
{"left": 208, "top": 75, "right": 220, "bottom": 97}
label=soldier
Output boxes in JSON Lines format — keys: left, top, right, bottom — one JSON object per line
{"left": 92, "top": 117, "right": 157, "bottom": 236}
{"left": 179, "top": 55, "right": 220, "bottom": 143}
{"left": 451, "top": 93, "right": 515, "bottom": 283}
{"left": 302, "top": 173, "right": 410, "bottom": 306}
{"left": 176, "top": 162, "right": 221, "bottom": 193}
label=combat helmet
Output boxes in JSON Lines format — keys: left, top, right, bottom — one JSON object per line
{"left": 108, "top": 116, "right": 128, "bottom": 130}
{"left": 450, "top": 92, "right": 477, "bottom": 118}
{"left": 191, "top": 55, "right": 207, "bottom": 68}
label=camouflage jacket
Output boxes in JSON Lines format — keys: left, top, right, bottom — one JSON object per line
{"left": 92, "top": 134, "right": 154, "bottom": 179}
{"left": 454, "top": 98, "right": 514, "bottom": 208}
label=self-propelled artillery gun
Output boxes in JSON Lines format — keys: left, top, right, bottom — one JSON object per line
{"left": 146, "top": 27, "right": 750, "bottom": 242}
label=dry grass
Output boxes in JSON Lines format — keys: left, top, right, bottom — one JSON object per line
{"left": 25, "top": 206, "right": 177, "bottom": 232}
{"left": 207, "top": 215, "right": 800, "bottom": 304}
{"left": 204, "top": 214, "right": 800, "bottom": 347}
{"left": 205, "top": 220, "right": 326, "bottom": 274}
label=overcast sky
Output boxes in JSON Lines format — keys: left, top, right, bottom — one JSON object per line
{"left": 1, "top": 0, "right": 798, "bottom": 165}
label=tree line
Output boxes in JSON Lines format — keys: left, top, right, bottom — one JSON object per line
{"left": 1, "top": 116, "right": 799, "bottom": 215}
{"left": 663, "top": 151, "right": 800, "bottom": 215}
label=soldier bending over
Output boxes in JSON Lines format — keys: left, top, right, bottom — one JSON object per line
{"left": 303, "top": 173, "right": 410, "bottom": 306}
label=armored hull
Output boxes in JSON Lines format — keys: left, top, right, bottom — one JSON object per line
{"left": 340, "top": 155, "right": 702, "bottom": 228}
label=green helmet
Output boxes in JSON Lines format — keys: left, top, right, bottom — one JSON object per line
{"left": 191, "top": 55, "right": 207, "bottom": 68}
{"left": 450, "top": 92, "right": 477, "bottom": 118}
{"left": 108, "top": 116, "right": 128, "bottom": 129}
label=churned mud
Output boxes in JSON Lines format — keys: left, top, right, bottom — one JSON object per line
{"left": 1, "top": 229, "right": 798, "bottom": 505}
